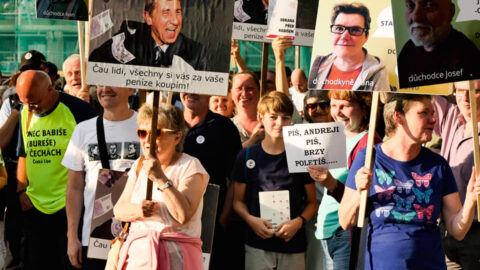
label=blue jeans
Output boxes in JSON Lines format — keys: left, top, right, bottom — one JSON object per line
{"left": 320, "top": 228, "right": 351, "bottom": 270}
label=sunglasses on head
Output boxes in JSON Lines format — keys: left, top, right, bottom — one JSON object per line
{"left": 306, "top": 101, "right": 329, "bottom": 111}
{"left": 136, "top": 128, "right": 176, "bottom": 139}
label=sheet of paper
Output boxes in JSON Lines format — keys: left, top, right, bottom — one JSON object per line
{"left": 266, "top": 0, "right": 298, "bottom": 39}
{"left": 259, "top": 190, "right": 290, "bottom": 228}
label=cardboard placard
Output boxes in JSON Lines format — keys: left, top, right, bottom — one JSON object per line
{"left": 391, "top": 0, "right": 480, "bottom": 88}
{"left": 266, "top": 0, "right": 298, "bottom": 40}
{"left": 232, "top": 0, "right": 318, "bottom": 46}
{"left": 309, "top": 0, "right": 451, "bottom": 94}
{"left": 283, "top": 122, "right": 347, "bottom": 173}
{"left": 87, "top": 169, "right": 128, "bottom": 260}
{"left": 36, "top": 0, "right": 89, "bottom": 21}
{"left": 87, "top": 0, "right": 233, "bottom": 95}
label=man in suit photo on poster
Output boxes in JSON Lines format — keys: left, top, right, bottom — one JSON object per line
{"left": 37, "top": 0, "right": 88, "bottom": 21}
{"left": 89, "top": 0, "right": 207, "bottom": 71}
{"left": 308, "top": 3, "right": 390, "bottom": 91}
{"left": 397, "top": 0, "right": 480, "bottom": 88}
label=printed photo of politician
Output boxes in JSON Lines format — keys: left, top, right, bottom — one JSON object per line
{"left": 392, "top": 0, "right": 480, "bottom": 88}
{"left": 308, "top": 3, "right": 390, "bottom": 91}
{"left": 36, "top": 0, "right": 88, "bottom": 21}
{"left": 89, "top": 0, "right": 233, "bottom": 73}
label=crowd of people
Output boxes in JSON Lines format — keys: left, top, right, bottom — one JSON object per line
{"left": 0, "top": 3, "right": 479, "bottom": 270}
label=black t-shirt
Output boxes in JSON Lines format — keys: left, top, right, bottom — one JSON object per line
{"left": 183, "top": 110, "right": 242, "bottom": 211}
{"left": 231, "top": 142, "right": 314, "bottom": 253}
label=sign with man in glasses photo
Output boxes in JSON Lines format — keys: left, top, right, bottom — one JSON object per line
{"left": 308, "top": 0, "right": 392, "bottom": 92}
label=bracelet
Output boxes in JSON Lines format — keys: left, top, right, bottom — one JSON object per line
{"left": 16, "top": 189, "right": 26, "bottom": 196}
{"left": 298, "top": 215, "right": 306, "bottom": 226}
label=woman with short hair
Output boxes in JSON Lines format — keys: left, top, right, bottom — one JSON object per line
{"left": 339, "top": 94, "right": 480, "bottom": 269}
{"left": 114, "top": 103, "right": 209, "bottom": 269}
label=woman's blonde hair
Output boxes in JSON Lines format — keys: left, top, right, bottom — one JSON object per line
{"left": 383, "top": 93, "right": 431, "bottom": 136}
{"left": 137, "top": 102, "right": 186, "bottom": 152}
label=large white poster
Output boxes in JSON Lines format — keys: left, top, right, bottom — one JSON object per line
{"left": 283, "top": 122, "right": 346, "bottom": 173}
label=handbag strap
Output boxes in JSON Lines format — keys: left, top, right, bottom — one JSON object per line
{"left": 117, "top": 156, "right": 146, "bottom": 238}
{"left": 96, "top": 116, "right": 110, "bottom": 170}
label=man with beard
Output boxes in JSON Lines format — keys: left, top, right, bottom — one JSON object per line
{"left": 398, "top": 0, "right": 480, "bottom": 88}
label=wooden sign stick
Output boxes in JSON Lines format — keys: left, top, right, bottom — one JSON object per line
{"left": 260, "top": 43, "right": 269, "bottom": 97}
{"left": 357, "top": 91, "right": 380, "bottom": 227}
{"left": 468, "top": 80, "right": 480, "bottom": 222}
{"left": 167, "top": 91, "right": 173, "bottom": 105}
{"left": 85, "top": 0, "right": 93, "bottom": 63}
{"left": 146, "top": 91, "right": 160, "bottom": 200}
{"left": 77, "top": 21, "right": 86, "bottom": 90}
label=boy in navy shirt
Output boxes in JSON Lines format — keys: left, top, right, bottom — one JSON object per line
{"left": 232, "top": 91, "right": 317, "bottom": 270}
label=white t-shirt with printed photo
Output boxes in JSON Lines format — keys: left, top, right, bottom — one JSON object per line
{"left": 62, "top": 112, "right": 141, "bottom": 245}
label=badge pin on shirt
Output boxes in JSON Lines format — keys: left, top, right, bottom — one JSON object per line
{"left": 196, "top": 135, "right": 205, "bottom": 144}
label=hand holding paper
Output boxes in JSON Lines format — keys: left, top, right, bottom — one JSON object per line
{"left": 274, "top": 218, "right": 302, "bottom": 242}
{"left": 247, "top": 216, "right": 275, "bottom": 239}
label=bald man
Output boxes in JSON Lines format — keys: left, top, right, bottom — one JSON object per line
{"left": 398, "top": 0, "right": 480, "bottom": 88}
{"left": 16, "top": 70, "right": 95, "bottom": 269}
{"left": 289, "top": 69, "right": 308, "bottom": 117}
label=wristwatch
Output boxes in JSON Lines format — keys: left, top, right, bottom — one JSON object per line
{"left": 157, "top": 179, "right": 173, "bottom": 191}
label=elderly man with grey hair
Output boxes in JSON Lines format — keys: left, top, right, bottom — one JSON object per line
{"left": 397, "top": 0, "right": 480, "bottom": 88}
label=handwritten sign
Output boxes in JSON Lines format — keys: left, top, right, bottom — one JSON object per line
{"left": 283, "top": 122, "right": 346, "bottom": 173}
{"left": 266, "top": 0, "right": 298, "bottom": 40}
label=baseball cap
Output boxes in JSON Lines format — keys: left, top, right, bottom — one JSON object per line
{"left": 19, "top": 50, "right": 46, "bottom": 71}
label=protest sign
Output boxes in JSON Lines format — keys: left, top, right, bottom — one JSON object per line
{"left": 36, "top": 0, "right": 88, "bottom": 21}
{"left": 87, "top": 169, "right": 128, "bottom": 260}
{"left": 266, "top": 0, "right": 298, "bottom": 40}
{"left": 308, "top": 0, "right": 450, "bottom": 94}
{"left": 232, "top": 0, "right": 318, "bottom": 46}
{"left": 391, "top": 0, "right": 480, "bottom": 88}
{"left": 201, "top": 184, "right": 220, "bottom": 270}
{"left": 87, "top": 0, "right": 233, "bottom": 95}
{"left": 283, "top": 122, "right": 346, "bottom": 173}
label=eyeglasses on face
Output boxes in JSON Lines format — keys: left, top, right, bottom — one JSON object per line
{"left": 330, "top": 25, "right": 367, "bottom": 36}
{"left": 136, "top": 128, "right": 176, "bottom": 140}
{"left": 306, "top": 101, "right": 329, "bottom": 111}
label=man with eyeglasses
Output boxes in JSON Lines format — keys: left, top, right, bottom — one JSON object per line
{"left": 308, "top": 3, "right": 389, "bottom": 92}
{"left": 62, "top": 85, "right": 139, "bottom": 269}
{"left": 433, "top": 79, "right": 480, "bottom": 269}
{"left": 397, "top": 0, "right": 480, "bottom": 88}
{"left": 15, "top": 70, "right": 96, "bottom": 269}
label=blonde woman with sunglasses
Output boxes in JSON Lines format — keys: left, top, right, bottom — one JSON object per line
{"left": 114, "top": 103, "right": 209, "bottom": 270}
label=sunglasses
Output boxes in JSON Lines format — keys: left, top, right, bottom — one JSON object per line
{"left": 306, "top": 101, "right": 329, "bottom": 111}
{"left": 330, "top": 25, "right": 367, "bottom": 36}
{"left": 136, "top": 128, "right": 176, "bottom": 140}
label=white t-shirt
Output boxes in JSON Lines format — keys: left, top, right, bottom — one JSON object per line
{"left": 62, "top": 112, "right": 141, "bottom": 245}
{"left": 128, "top": 153, "right": 209, "bottom": 238}
{"left": 289, "top": 87, "right": 306, "bottom": 114}
{"left": 0, "top": 97, "right": 12, "bottom": 127}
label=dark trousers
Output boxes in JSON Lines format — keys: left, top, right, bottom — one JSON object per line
{"left": 209, "top": 219, "right": 245, "bottom": 270}
{"left": 22, "top": 206, "right": 69, "bottom": 270}
{"left": 442, "top": 221, "right": 480, "bottom": 270}
{"left": 4, "top": 160, "right": 23, "bottom": 264}
{"left": 81, "top": 246, "right": 106, "bottom": 270}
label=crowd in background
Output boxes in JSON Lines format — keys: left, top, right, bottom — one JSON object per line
{"left": 0, "top": 33, "right": 479, "bottom": 270}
